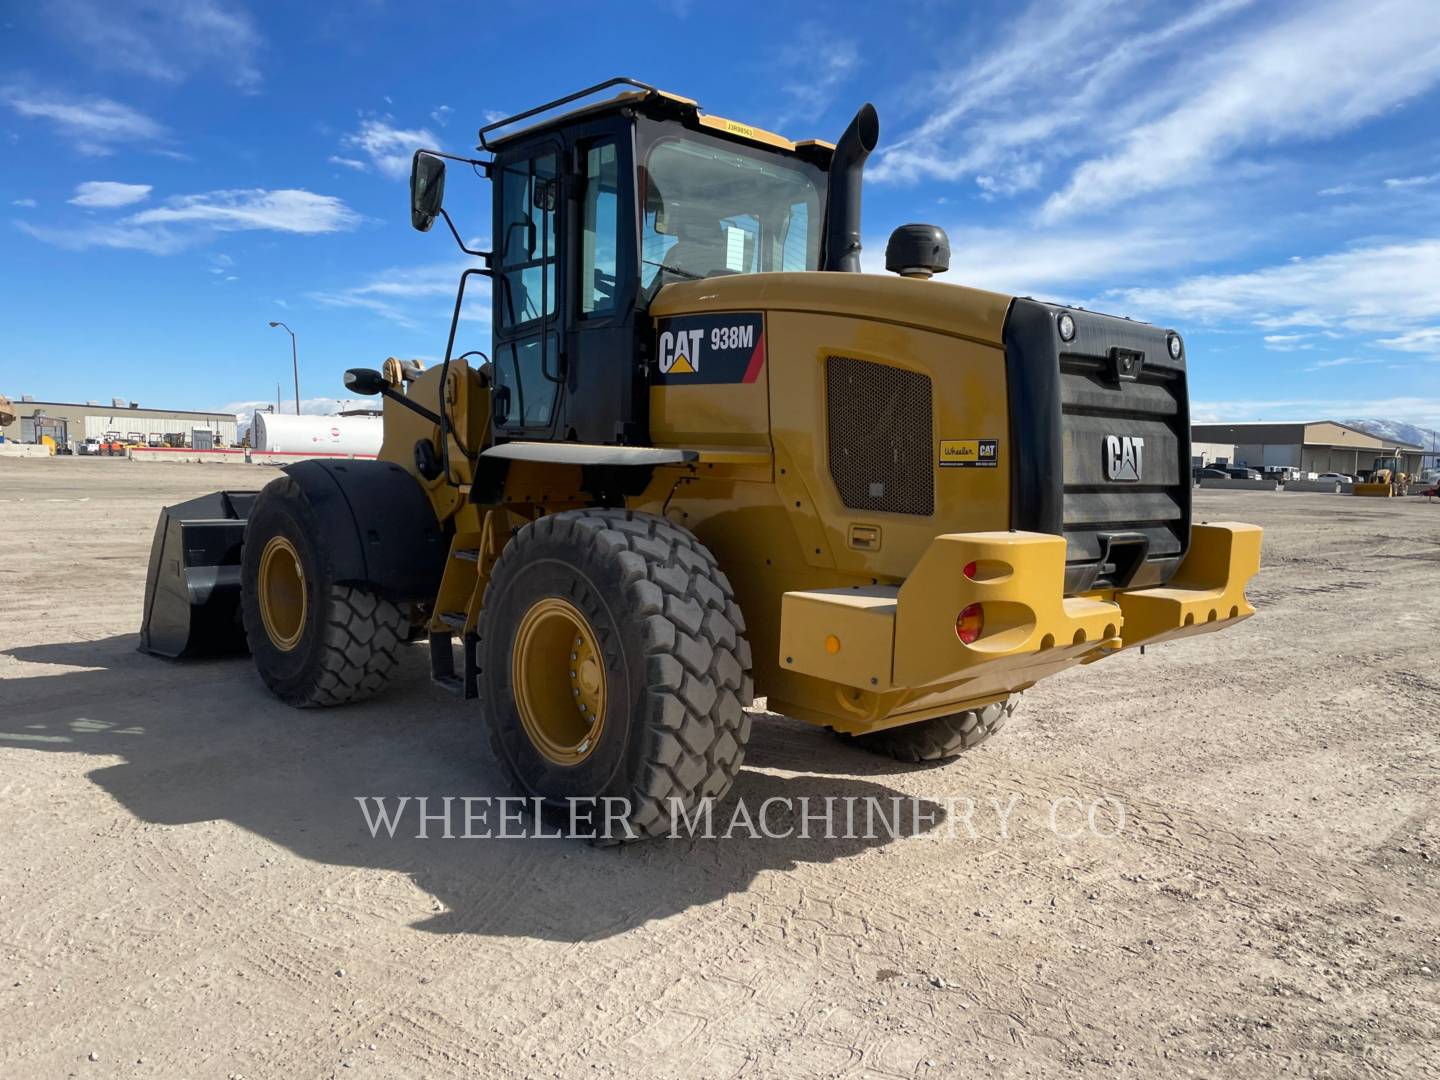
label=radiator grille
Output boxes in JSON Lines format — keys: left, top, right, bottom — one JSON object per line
{"left": 825, "top": 356, "right": 934, "bottom": 516}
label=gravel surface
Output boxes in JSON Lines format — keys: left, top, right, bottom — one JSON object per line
{"left": 1, "top": 457, "right": 1436, "bottom": 1078}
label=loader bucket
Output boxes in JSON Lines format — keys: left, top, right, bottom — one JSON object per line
{"left": 139, "top": 490, "right": 259, "bottom": 658}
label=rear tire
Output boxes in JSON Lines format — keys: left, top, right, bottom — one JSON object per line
{"left": 478, "top": 509, "right": 753, "bottom": 839}
{"left": 240, "top": 475, "right": 406, "bottom": 707}
{"left": 838, "top": 697, "right": 1018, "bottom": 762}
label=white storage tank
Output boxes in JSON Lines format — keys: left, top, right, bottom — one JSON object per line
{"left": 252, "top": 413, "right": 383, "bottom": 455}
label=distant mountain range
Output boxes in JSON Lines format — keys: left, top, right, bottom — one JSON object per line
{"left": 1344, "top": 419, "right": 1440, "bottom": 451}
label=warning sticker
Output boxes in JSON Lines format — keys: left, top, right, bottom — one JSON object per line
{"left": 939, "top": 438, "right": 999, "bottom": 468}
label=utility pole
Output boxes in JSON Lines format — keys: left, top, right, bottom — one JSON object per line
{"left": 268, "top": 321, "right": 300, "bottom": 415}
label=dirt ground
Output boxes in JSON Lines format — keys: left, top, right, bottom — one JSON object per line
{"left": 1, "top": 456, "right": 1436, "bottom": 1079}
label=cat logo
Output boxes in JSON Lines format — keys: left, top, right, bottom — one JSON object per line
{"left": 658, "top": 328, "right": 702, "bottom": 375}
{"left": 1104, "top": 434, "right": 1144, "bottom": 482}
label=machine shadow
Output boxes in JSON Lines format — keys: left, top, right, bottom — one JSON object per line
{"left": 2, "top": 634, "right": 948, "bottom": 941}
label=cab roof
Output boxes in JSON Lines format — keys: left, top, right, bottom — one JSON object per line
{"left": 479, "top": 77, "right": 835, "bottom": 165}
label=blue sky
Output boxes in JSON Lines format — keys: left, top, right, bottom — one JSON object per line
{"left": 3, "top": 0, "right": 1440, "bottom": 428}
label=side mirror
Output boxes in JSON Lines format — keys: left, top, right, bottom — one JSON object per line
{"left": 343, "top": 368, "right": 387, "bottom": 396}
{"left": 410, "top": 152, "right": 446, "bottom": 232}
{"left": 532, "top": 177, "right": 557, "bottom": 212}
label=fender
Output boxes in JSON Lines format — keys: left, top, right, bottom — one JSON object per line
{"left": 283, "top": 459, "right": 448, "bottom": 602}
{"left": 471, "top": 441, "right": 700, "bottom": 503}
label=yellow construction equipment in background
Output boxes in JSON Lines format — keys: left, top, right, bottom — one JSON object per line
{"left": 1354, "top": 454, "right": 1410, "bottom": 496}
{"left": 142, "top": 79, "right": 1261, "bottom": 838}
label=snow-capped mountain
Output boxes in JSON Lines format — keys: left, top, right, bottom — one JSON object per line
{"left": 1343, "top": 419, "right": 1440, "bottom": 450}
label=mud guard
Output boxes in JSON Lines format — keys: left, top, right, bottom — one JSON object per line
{"left": 139, "top": 490, "right": 258, "bottom": 658}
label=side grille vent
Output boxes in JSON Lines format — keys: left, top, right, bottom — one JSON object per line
{"left": 825, "top": 356, "right": 934, "bottom": 516}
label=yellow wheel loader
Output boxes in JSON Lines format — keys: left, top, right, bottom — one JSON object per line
{"left": 141, "top": 79, "right": 1262, "bottom": 837}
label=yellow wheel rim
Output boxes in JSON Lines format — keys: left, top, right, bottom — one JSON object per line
{"left": 258, "top": 534, "right": 307, "bottom": 652}
{"left": 511, "top": 597, "right": 606, "bottom": 765}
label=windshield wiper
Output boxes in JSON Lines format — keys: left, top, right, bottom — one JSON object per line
{"left": 643, "top": 259, "right": 703, "bottom": 281}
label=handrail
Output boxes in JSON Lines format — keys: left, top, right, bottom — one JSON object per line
{"left": 477, "top": 77, "right": 659, "bottom": 149}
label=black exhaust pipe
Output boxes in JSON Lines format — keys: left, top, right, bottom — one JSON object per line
{"left": 822, "top": 103, "right": 880, "bottom": 272}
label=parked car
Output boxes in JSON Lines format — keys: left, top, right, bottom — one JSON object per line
{"left": 1316, "top": 472, "right": 1353, "bottom": 483}
{"left": 1225, "top": 467, "right": 1263, "bottom": 480}
{"left": 1195, "top": 468, "right": 1230, "bottom": 480}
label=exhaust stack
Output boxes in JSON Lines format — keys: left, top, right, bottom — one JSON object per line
{"left": 822, "top": 103, "right": 880, "bottom": 273}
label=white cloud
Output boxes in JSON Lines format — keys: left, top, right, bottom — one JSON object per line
{"left": 44, "top": 0, "right": 262, "bottom": 90}
{"left": 69, "top": 180, "right": 152, "bottom": 208}
{"left": 125, "top": 189, "right": 360, "bottom": 234}
{"left": 1108, "top": 238, "right": 1440, "bottom": 334}
{"left": 858, "top": 206, "right": 1242, "bottom": 298}
{"left": 1193, "top": 395, "right": 1440, "bottom": 428}
{"left": 2, "top": 88, "right": 165, "bottom": 150}
{"left": 11, "top": 198, "right": 37, "bottom": 208}
{"left": 430, "top": 105, "right": 453, "bottom": 127}
{"left": 308, "top": 262, "right": 486, "bottom": 328}
{"left": 770, "top": 23, "right": 860, "bottom": 129}
{"left": 341, "top": 118, "right": 436, "bottom": 179}
{"left": 15, "top": 220, "right": 187, "bottom": 255}
{"left": 327, "top": 155, "right": 367, "bottom": 171}
{"left": 975, "top": 162, "right": 1044, "bottom": 200}
{"left": 1318, "top": 184, "right": 1361, "bottom": 197}
{"left": 1304, "top": 356, "right": 1384, "bottom": 371}
{"left": 870, "top": 0, "right": 1254, "bottom": 185}
{"left": 1383, "top": 172, "right": 1440, "bottom": 188}
{"left": 1042, "top": 0, "right": 1440, "bottom": 220}
{"left": 17, "top": 188, "right": 359, "bottom": 255}
{"left": 223, "top": 397, "right": 369, "bottom": 433}
{"left": 1262, "top": 333, "right": 1315, "bottom": 352}
{"left": 1377, "top": 326, "right": 1440, "bottom": 352}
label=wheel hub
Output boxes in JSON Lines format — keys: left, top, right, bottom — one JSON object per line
{"left": 257, "top": 534, "right": 306, "bottom": 652}
{"left": 512, "top": 597, "right": 607, "bottom": 765}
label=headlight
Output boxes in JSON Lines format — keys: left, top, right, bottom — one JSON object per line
{"left": 1168, "top": 333, "right": 1183, "bottom": 359}
{"left": 1057, "top": 313, "right": 1076, "bottom": 341}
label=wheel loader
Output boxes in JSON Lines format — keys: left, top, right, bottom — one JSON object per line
{"left": 141, "top": 78, "right": 1262, "bottom": 837}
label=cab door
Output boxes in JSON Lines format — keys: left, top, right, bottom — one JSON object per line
{"left": 564, "top": 122, "right": 641, "bottom": 444}
{"left": 492, "top": 139, "right": 563, "bottom": 438}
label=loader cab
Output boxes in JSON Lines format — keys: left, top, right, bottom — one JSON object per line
{"left": 412, "top": 79, "right": 836, "bottom": 447}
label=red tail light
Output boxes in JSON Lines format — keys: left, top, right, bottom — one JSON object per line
{"left": 956, "top": 603, "right": 984, "bottom": 644}
{"left": 963, "top": 561, "right": 977, "bottom": 579}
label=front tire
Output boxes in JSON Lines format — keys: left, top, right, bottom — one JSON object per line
{"left": 478, "top": 509, "right": 753, "bottom": 839}
{"left": 240, "top": 475, "right": 407, "bottom": 707}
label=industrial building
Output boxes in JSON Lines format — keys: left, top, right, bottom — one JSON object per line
{"left": 1191, "top": 421, "right": 1428, "bottom": 476}
{"left": 0, "top": 397, "right": 238, "bottom": 450}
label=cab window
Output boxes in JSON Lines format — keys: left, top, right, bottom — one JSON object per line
{"left": 580, "top": 142, "right": 619, "bottom": 316}
{"left": 640, "top": 136, "right": 822, "bottom": 288}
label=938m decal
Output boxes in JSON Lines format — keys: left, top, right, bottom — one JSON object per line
{"left": 654, "top": 312, "right": 766, "bottom": 385}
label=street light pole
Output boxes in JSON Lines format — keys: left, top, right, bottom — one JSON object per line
{"left": 268, "top": 321, "right": 300, "bottom": 416}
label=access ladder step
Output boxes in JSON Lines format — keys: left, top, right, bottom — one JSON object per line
{"left": 438, "top": 611, "right": 467, "bottom": 630}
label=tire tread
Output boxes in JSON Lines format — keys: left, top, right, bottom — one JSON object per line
{"left": 481, "top": 509, "right": 753, "bottom": 838}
